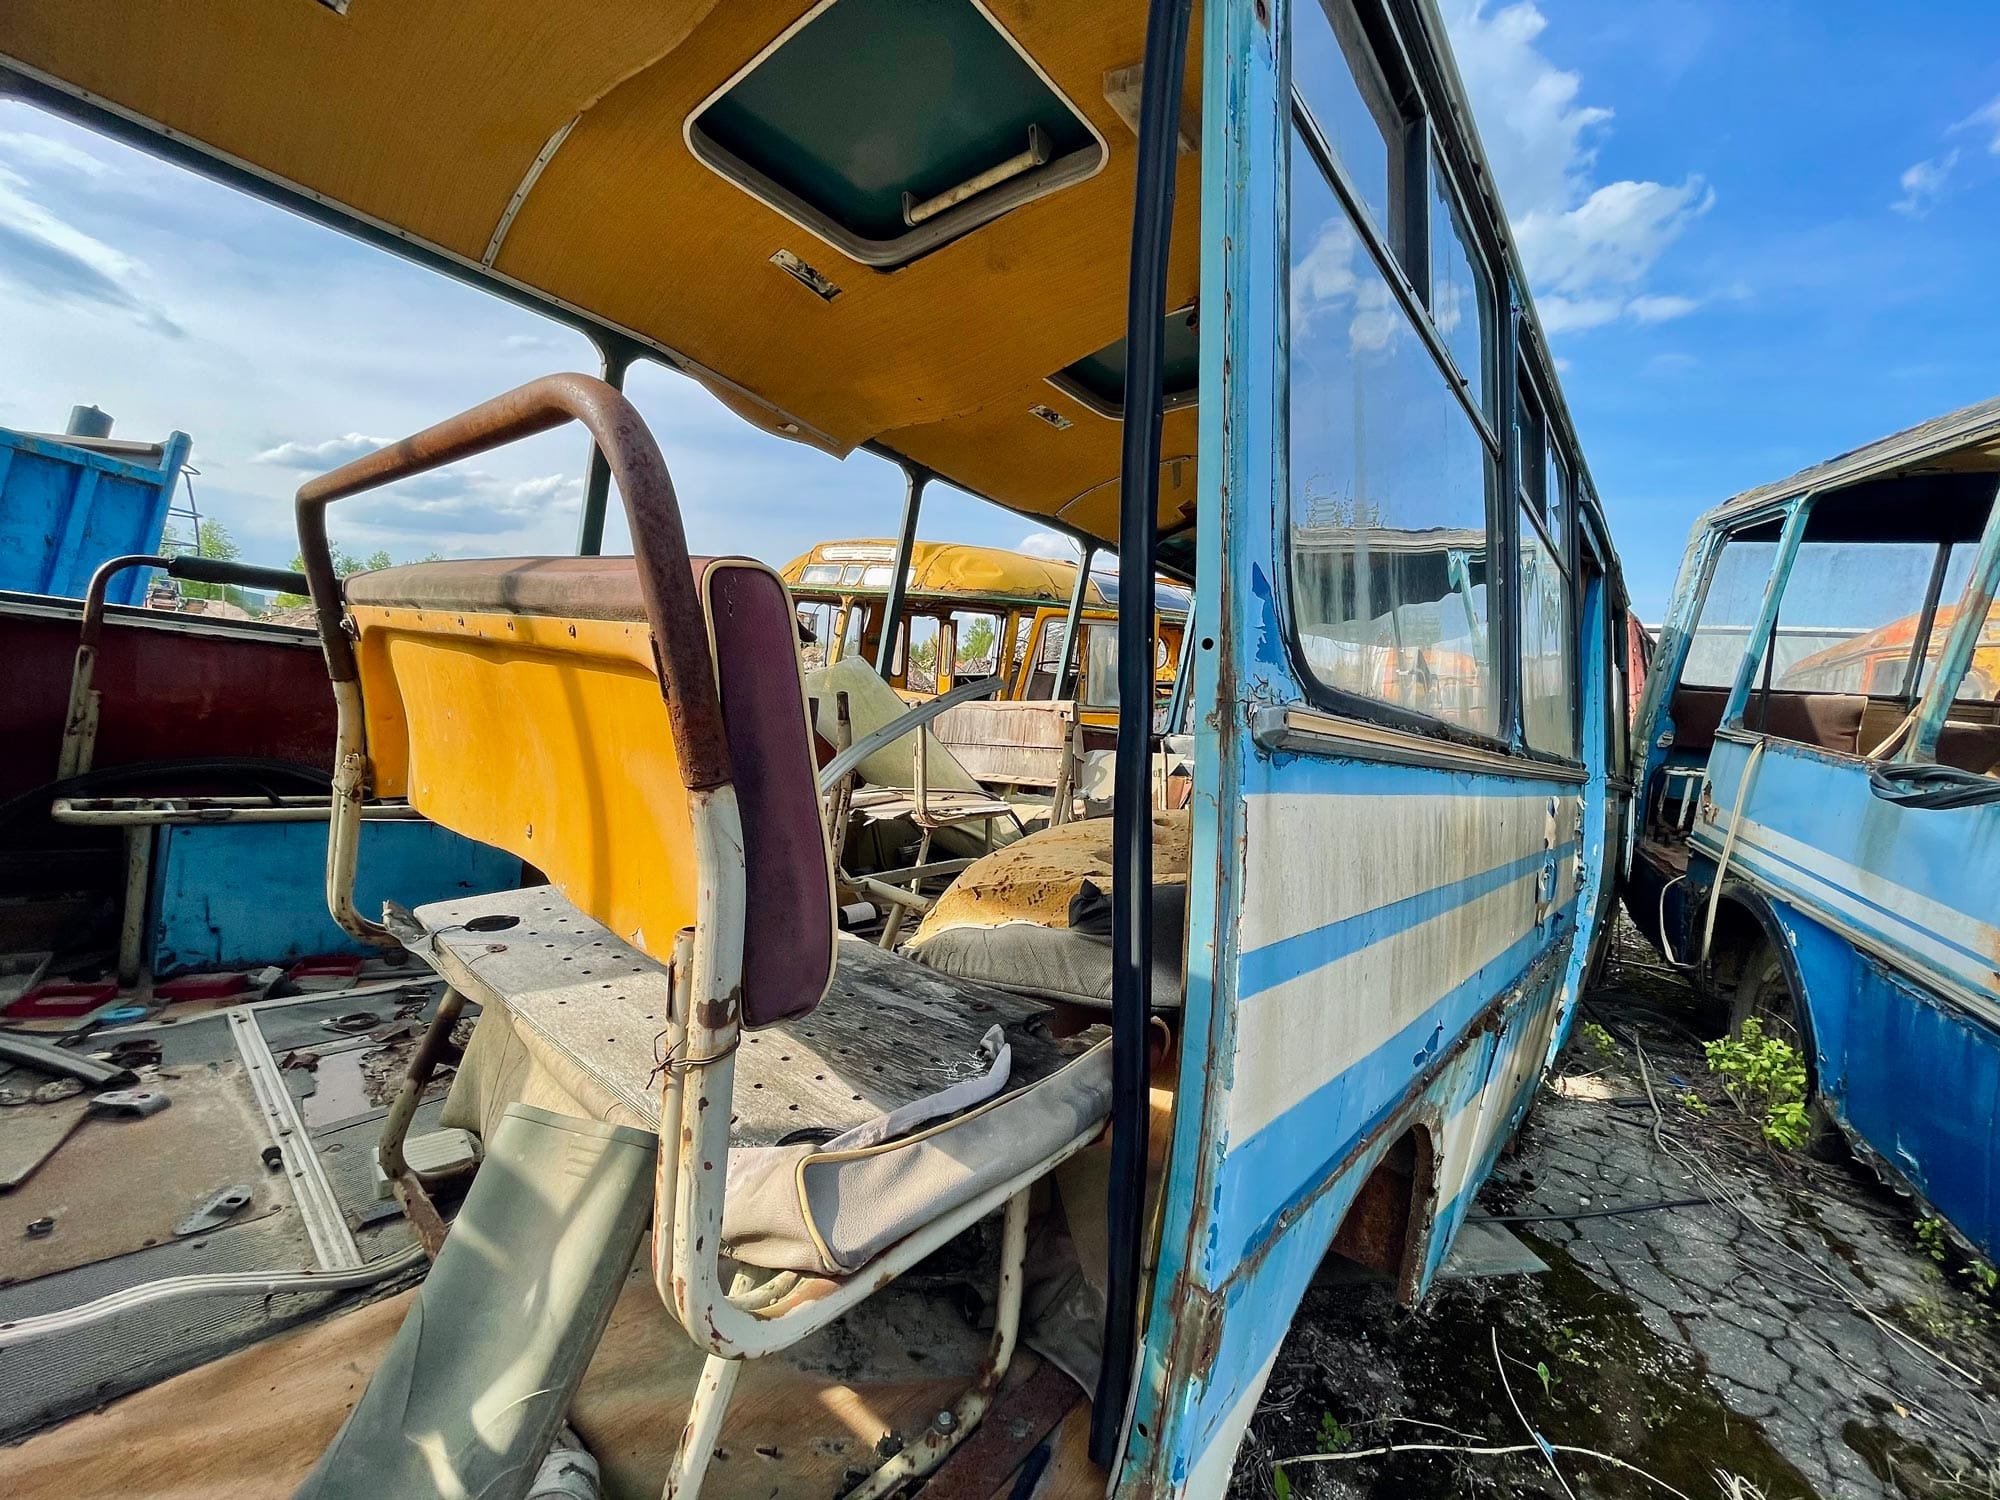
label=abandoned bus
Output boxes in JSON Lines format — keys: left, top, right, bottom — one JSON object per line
{"left": 781, "top": 537, "right": 1189, "bottom": 717}
{"left": 0, "top": 0, "right": 1631, "bottom": 1493}
{"left": 1629, "top": 397, "right": 2000, "bottom": 1258}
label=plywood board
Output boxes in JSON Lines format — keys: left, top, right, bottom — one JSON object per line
{"left": 0, "top": 1095, "right": 89, "bottom": 1191}
{"left": 0, "top": 1260, "right": 1036, "bottom": 1500}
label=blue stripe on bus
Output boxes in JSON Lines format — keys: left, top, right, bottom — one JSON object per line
{"left": 1237, "top": 842, "right": 1575, "bottom": 1001}
{"left": 1178, "top": 966, "right": 1566, "bottom": 1456}
{"left": 1252, "top": 753, "right": 1582, "bottom": 800}
{"left": 1703, "top": 831, "right": 1996, "bottom": 977}
{"left": 1214, "top": 907, "right": 1574, "bottom": 1269}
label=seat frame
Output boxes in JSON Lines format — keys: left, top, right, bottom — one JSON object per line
{"left": 298, "top": 376, "right": 1103, "bottom": 1500}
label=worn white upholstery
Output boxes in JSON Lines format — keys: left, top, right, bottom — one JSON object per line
{"left": 723, "top": 1040, "right": 1112, "bottom": 1275}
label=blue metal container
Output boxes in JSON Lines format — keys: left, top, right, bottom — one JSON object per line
{"left": 146, "top": 820, "right": 522, "bottom": 974}
{"left": 0, "top": 425, "right": 193, "bottom": 604}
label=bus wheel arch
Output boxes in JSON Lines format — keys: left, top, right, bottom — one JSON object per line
{"left": 1324, "top": 1119, "right": 1441, "bottom": 1304}
{"left": 1702, "top": 885, "right": 1841, "bottom": 1154}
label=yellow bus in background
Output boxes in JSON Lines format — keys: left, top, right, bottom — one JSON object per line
{"left": 781, "top": 537, "right": 1188, "bottom": 722}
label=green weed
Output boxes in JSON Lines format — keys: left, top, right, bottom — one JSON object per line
{"left": 1703, "top": 1018, "right": 1809, "bottom": 1148}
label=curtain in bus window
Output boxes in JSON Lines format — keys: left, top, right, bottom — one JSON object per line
{"left": 1520, "top": 515, "right": 1573, "bottom": 756}
{"left": 1286, "top": 133, "right": 1496, "bottom": 736}
{"left": 1082, "top": 621, "right": 1120, "bottom": 711}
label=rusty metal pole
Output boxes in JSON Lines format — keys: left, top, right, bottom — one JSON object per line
{"left": 1054, "top": 543, "right": 1096, "bottom": 699}
{"left": 576, "top": 339, "right": 637, "bottom": 556}
{"left": 874, "top": 463, "right": 930, "bottom": 677}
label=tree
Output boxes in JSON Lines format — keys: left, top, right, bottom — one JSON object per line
{"left": 275, "top": 543, "right": 443, "bottom": 607}
{"left": 956, "top": 615, "right": 997, "bottom": 670}
{"left": 164, "top": 519, "right": 243, "bottom": 601}
{"left": 197, "top": 519, "right": 240, "bottom": 562}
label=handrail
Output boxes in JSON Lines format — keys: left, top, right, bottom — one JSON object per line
{"left": 815, "top": 674, "right": 1004, "bottom": 792}
{"left": 62, "top": 552, "right": 315, "bottom": 778}
{"left": 79, "top": 552, "right": 310, "bottom": 650}
{"left": 295, "top": 372, "right": 730, "bottom": 790}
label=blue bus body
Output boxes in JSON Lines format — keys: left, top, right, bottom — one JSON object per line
{"left": 1629, "top": 399, "right": 2000, "bottom": 1263}
{"left": 1115, "top": 1, "right": 1632, "bottom": 1486}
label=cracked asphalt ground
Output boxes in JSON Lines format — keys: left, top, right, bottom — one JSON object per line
{"left": 1230, "top": 920, "right": 2000, "bottom": 1500}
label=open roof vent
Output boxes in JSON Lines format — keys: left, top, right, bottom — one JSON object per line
{"left": 1047, "top": 303, "right": 1200, "bottom": 420}
{"left": 686, "top": 0, "right": 1107, "bottom": 268}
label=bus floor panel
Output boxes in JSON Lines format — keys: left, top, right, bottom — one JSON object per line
{"left": 0, "top": 1251, "right": 1063, "bottom": 1499}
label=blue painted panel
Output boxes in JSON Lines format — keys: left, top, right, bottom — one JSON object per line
{"left": 1748, "top": 890, "right": 2000, "bottom": 1260}
{"left": 147, "top": 820, "right": 521, "bottom": 973}
{"left": 1823, "top": 943, "right": 2000, "bottom": 1259}
{"left": 1690, "top": 736, "right": 2000, "bottom": 1256}
{"left": 1217, "top": 903, "right": 1576, "bottom": 1267}
{"left": 0, "top": 427, "right": 192, "bottom": 604}
{"left": 1699, "top": 737, "right": 2000, "bottom": 1002}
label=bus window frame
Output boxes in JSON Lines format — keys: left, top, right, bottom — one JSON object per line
{"left": 1907, "top": 483, "right": 2000, "bottom": 764}
{"left": 1277, "top": 0, "right": 1591, "bottom": 770}
{"left": 1700, "top": 486, "right": 2000, "bottom": 774}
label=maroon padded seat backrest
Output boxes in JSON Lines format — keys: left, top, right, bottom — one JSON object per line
{"left": 1668, "top": 686, "right": 1728, "bottom": 754}
{"left": 1669, "top": 685, "right": 1865, "bottom": 756}
{"left": 694, "top": 557, "right": 837, "bottom": 1026}
{"left": 1937, "top": 720, "right": 2000, "bottom": 776}
{"left": 345, "top": 554, "right": 835, "bottom": 1026}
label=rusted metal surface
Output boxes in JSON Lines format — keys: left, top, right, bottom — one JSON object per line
{"left": 918, "top": 1359, "right": 1084, "bottom": 1500}
{"left": 0, "top": 596, "right": 331, "bottom": 803}
{"left": 295, "top": 372, "right": 731, "bottom": 791}
{"left": 375, "top": 985, "right": 467, "bottom": 1260}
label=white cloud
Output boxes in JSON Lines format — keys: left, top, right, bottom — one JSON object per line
{"left": 0, "top": 130, "right": 107, "bottom": 177}
{"left": 1289, "top": 217, "right": 1411, "bottom": 355}
{"left": 0, "top": 159, "right": 182, "bottom": 335}
{"left": 1955, "top": 95, "right": 2000, "bottom": 154}
{"left": 1441, "top": 1, "right": 1710, "bottom": 333}
{"left": 1627, "top": 293, "right": 1700, "bottom": 324}
{"left": 253, "top": 432, "right": 390, "bottom": 467}
{"left": 1535, "top": 295, "right": 1623, "bottom": 334}
{"left": 1892, "top": 151, "right": 1959, "bottom": 217}
{"left": 1019, "top": 529, "right": 1080, "bottom": 561}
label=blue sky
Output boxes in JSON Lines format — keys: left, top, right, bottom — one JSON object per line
{"left": 1, "top": 2, "right": 1997, "bottom": 617}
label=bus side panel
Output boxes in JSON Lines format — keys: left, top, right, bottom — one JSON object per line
{"left": 1113, "top": 0, "right": 1280, "bottom": 1488}
{"left": 1127, "top": 0, "right": 1602, "bottom": 1489}
{"left": 1696, "top": 735, "right": 2000, "bottom": 1256}
{"left": 1552, "top": 568, "right": 1618, "bottom": 1064}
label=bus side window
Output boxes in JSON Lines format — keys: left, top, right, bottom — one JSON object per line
{"left": 1517, "top": 376, "right": 1575, "bottom": 757}
{"left": 1026, "top": 617, "right": 1067, "bottom": 700}
{"left": 1285, "top": 14, "right": 1502, "bottom": 742}
{"left": 950, "top": 610, "right": 1001, "bottom": 680}
{"left": 899, "top": 613, "right": 942, "bottom": 692}
{"left": 1916, "top": 539, "right": 2000, "bottom": 775}
{"left": 1745, "top": 531, "right": 1967, "bottom": 762}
